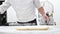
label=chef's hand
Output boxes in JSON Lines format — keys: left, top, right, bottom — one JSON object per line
{"left": 42, "top": 15, "right": 49, "bottom": 22}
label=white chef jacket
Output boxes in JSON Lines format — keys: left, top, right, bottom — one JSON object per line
{"left": 0, "top": 0, "right": 43, "bottom": 22}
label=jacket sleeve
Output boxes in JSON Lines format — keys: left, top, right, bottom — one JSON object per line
{"left": 0, "top": 0, "right": 11, "bottom": 14}
{"left": 33, "top": 0, "right": 44, "bottom": 9}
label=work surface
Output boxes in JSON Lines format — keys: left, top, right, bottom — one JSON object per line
{"left": 0, "top": 26, "right": 60, "bottom": 34}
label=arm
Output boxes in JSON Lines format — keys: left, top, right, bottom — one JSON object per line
{"left": 0, "top": 0, "right": 11, "bottom": 14}
{"left": 33, "top": 0, "right": 45, "bottom": 16}
{"left": 33, "top": 0, "right": 49, "bottom": 21}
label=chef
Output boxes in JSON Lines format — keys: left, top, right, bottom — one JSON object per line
{"left": 0, "top": 0, "right": 49, "bottom": 26}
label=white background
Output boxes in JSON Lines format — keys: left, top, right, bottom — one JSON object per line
{"left": 6, "top": 0, "right": 60, "bottom": 25}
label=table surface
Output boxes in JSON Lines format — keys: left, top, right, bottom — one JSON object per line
{"left": 0, "top": 26, "right": 60, "bottom": 34}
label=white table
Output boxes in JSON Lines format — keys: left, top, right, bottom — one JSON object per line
{"left": 0, "top": 26, "right": 60, "bottom": 34}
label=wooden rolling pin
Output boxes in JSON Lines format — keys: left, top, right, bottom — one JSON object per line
{"left": 16, "top": 27, "right": 49, "bottom": 30}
